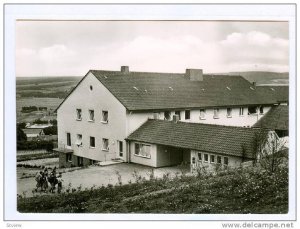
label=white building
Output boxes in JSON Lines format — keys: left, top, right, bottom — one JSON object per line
{"left": 55, "top": 66, "right": 288, "bottom": 168}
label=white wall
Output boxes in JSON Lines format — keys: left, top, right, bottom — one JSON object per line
{"left": 126, "top": 106, "right": 272, "bottom": 130}
{"left": 129, "top": 142, "right": 157, "bottom": 167}
{"left": 190, "top": 150, "right": 243, "bottom": 173}
{"left": 57, "top": 72, "right": 128, "bottom": 162}
{"left": 186, "top": 106, "right": 272, "bottom": 127}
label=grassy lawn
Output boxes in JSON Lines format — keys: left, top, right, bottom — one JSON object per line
{"left": 17, "top": 165, "right": 288, "bottom": 214}
{"left": 17, "top": 151, "right": 58, "bottom": 162}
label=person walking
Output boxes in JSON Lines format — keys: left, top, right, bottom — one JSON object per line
{"left": 57, "top": 172, "right": 63, "bottom": 194}
{"left": 35, "top": 170, "right": 43, "bottom": 192}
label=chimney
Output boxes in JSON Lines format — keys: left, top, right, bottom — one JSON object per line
{"left": 173, "top": 114, "right": 180, "bottom": 123}
{"left": 252, "top": 82, "right": 256, "bottom": 87}
{"left": 185, "top": 69, "right": 203, "bottom": 81}
{"left": 121, "top": 66, "right": 129, "bottom": 74}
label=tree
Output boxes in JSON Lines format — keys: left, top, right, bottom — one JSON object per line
{"left": 49, "top": 119, "right": 57, "bottom": 125}
{"left": 43, "top": 126, "right": 57, "bottom": 135}
{"left": 256, "top": 129, "right": 287, "bottom": 173}
{"left": 17, "top": 124, "right": 27, "bottom": 141}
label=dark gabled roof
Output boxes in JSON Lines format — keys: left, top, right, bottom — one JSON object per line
{"left": 253, "top": 105, "right": 289, "bottom": 130}
{"left": 56, "top": 69, "right": 284, "bottom": 112}
{"left": 256, "top": 86, "right": 289, "bottom": 103}
{"left": 90, "top": 70, "right": 279, "bottom": 111}
{"left": 127, "top": 119, "right": 260, "bottom": 158}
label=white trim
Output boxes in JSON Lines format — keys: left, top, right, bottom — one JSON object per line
{"left": 134, "top": 153, "right": 151, "bottom": 159}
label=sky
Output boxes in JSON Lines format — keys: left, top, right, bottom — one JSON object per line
{"left": 16, "top": 21, "right": 289, "bottom": 77}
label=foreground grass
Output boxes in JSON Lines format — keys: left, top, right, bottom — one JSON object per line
{"left": 17, "top": 166, "right": 288, "bottom": 214}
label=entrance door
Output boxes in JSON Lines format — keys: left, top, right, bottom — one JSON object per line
{"left": 77, "top": 156, "right": 83, "bottom": 166}
{"left": 118, "top": 141, "right": 123, "bottom": 158}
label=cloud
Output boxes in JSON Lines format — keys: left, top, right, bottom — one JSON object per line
{"left": 219, "top": 31, "right": 289, "bottom": 72}
{"left": 16, "top": 22, "right": 289, "bottom": 76}
{"left": 16, "top": 44, "right": 80, "bottom": 76}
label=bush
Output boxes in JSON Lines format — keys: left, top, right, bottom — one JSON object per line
{"left": 17, "top": 125, "right": 27, "bottom": 141}
{"left": 43, "top": 126, "right": 57, "bottom": 135}
{"left": 17, "top": 166, "right": 288, "bottom": 214}
{"left": 33, "top": 119, "right": 48, "bottom": 124}
{"left": 21, "top": 106, "right": 38, "bottom": 113}
{"left": 17, "top": 140, "right": 54, "bottom": 151}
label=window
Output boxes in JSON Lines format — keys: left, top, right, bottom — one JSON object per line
{"left": 239, "top": 107, "right": 244, "bottom": 116}
{"left": 90, "top": 136, "right": 95, "bottom": 148}
{"left": 102, "top": 138, "right": 109, "bottom": 151}
{"left": 213, "top": 108, "right": 219, "bottom": 119}
{"left": 90, "top": 85, "right": 93, "bottom": 91}
{"left": 67, "top": 133, "right": 71, "bottom": 146}
{"left": 259, "top": 106, "right": 264, "bottom": 114}
{"left": 192, "top": 157, "right": 196, "bottom": 164}
{"left": 134, "top": 143, "right": 151, "bottom": 158}
{"left": 66, "top": 153, "right": 72, "bottom": 162}
{"left": 76, "top": 109, "right": 82, "bottom": 120}
{"left": 153, "top": 112, "right": 160, "bottom": 119}
{"left": 224, "top": 157, "right": 229, "bottom": 165}
{"left": 102, "top": 110, "right": 108, "bottom": 123}
{"left": 248, "top": 106, "right": 257, "bottom": 115}
{"left": 89, "top": 109, "right": 95, "bottom": 121}
{"left": 197, "top": 152, "right": 202, "bottom": 161}
{"left": 76, "top": 134, "right": 82, "bottom": 146}
{"left": 217, "top": 156, "right": 222, "bottom": 164}
{"left": 175, "top": 111, "right": 181, "bottom": 120}
{"left": 185, "top": 110, "right": 190, "bottom": 120}
{"left": 77, "top": 157, "right": 83, "bottom": 166}
{"left": 200, "top": 109, "right": 206, "bottom": 119}
{"left": 119, "top": 141, "right": 123, "bottom": 157}
{"left": 210, "top": 155, "right": 215, "bottom": 163}
{"left": 227, "top": 108, "right": 232, "bottom": 118}
{"left": 204, "top": 154, "right": 209, "bottom": 162}
{"left": 164, "top": 111, "right": 171, "bottom": 120}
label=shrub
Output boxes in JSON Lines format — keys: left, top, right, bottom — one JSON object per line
{"left": 17, "top": 140, "right": 54, "bottom": 151}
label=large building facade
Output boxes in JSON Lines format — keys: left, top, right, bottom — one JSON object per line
{"left": 55, "top": 66, "right": 288, "bottom": 168}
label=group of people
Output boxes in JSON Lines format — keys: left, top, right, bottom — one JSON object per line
{"left": 35, "top": 166, "right": 63, "bottom": 193}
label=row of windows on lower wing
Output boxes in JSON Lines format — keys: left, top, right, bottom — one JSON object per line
{"left": 192, "top": 152, "right": 229, "bottom": 165}
{"left": 66, "top": 132, "right": 123, "bottom": 153}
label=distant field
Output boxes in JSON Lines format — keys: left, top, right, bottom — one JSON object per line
{"left": 16, "top": 97, "right": 63, "bottom": 123}
{"left": 16, "top": 97, "right": 63, "bottom": 112}
{"left": 16, "top": 76, "right": 81, "bottom": 99}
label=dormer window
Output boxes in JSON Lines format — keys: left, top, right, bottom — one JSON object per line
{"left": 185, "top": 110, "right": 190, "bottom": 120}
{"left": 227, "top": 108, "right": 232, "bottom": 118}
{"left": 102, "top": 110, "right": 108, "bottom": 123}
{"left": 89, "top": 109, "right": 95, "bottom": 121}
{"left": 175, "top": 111, "right": 181, "bottom": 120}
{"left": 76, "top": 109, "right": 82, "bottom": 120}
{"left": 200, "top": 109, "right": 206, "bottom": 120}
{"left": 213, "top": 108, "right": 219, "bottom": 119}
{"left": 164, "top": 111, "right": 171, "bottom": 120}
{"left": 259, "top": 106, "right": 264, "bottom": 114}
{"left": 248, "top": 106, "right": 257, "bottom": 115}
{"left": 239, "top": 107, "right": 244, "bottom": 116}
